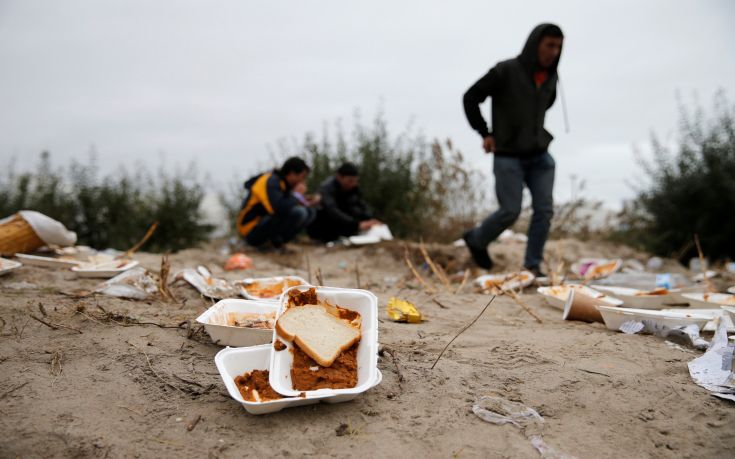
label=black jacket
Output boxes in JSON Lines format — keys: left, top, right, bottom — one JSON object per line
{"left": 317, "top": 176, "right": 372, "bottom": 234}
{"left": 463, "top": 23, "right": 563, "bottom": 156}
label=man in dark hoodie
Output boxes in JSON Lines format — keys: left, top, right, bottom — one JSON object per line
{"left": 462, "top": 23, "right": 564, "bottom": 276}
{"left": 236, "top": 157, "right": 316, "bottom": 249}
{"left": 307, "top": 162, "right": 381, "bottom": 243}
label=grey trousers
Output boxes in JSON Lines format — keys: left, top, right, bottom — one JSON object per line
{"left": 467, "top": 152, "right": 555, "bottom": 269}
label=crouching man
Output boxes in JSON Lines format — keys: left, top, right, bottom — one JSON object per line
{"left": 237, "top": 157, "right": 316, "bottom": 250}
{"left": 307, "top": 162, "right": 381, "bottom": 243}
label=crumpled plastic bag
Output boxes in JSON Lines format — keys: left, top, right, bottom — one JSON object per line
{"left": 95, "top": 267, "right": 158, "bottom": 300}
{"left": 174, "top": 266, "right": 237, "bottom": 300}
{"left": 472, "top": 396, "right": 576, "bottom": 459}
{"left": 224, "top": 253, "right": 253, "bottom": 271}
{"left": 472, "top": 396, "right": 544, "bottom": 428}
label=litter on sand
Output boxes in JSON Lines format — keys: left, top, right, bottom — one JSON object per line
{"left": 224, "top": 253, "right": 254, "bottom": 271}
{"left": 620, "top": 320, "right": 709, "bottom": 350}
{"left": 175, "top": 266, "right": 238, "bottom": 299}
{"left": 95, "top": 267, "right": 159, "bottom": 300}
{"left": 386, "top": 297, "right": 423, "bottom": 323}
{"left": 687, "top": 319, "right": 735, "bottom": 402}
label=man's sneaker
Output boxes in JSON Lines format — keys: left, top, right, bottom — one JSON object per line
{"left": 525, "top": 265, "right": 547, "bottom": 278}
{"left": 463, "top": 231, "right": 493, "bottom": 270}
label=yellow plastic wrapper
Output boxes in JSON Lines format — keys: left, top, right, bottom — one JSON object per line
{"left": 386, "top": 297, "right": 423, "bottom": 323}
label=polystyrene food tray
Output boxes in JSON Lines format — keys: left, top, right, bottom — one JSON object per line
{"left": 238, "top": 276, "right": 310, "bottom": 301}
{"left": 216, "top": 345, "right": 382, "bottom": 415}
{"left": 196, "top": 299, "right": 278, "bottom": 347}
{"left": 268, "top": 285, "right": 379, "bottom": 398}
{"left": 597, "top": 305, "right": 710, "bottom": 331}
{"left": 681, "top": 292, "right": 735, "bottom": 308}
{"left": 71, "top": 260, "right": 139, "bottom": 278}
{"left": 591, "top": 285, "right": 681, "bottom": 309}
{"left": 537, "top": 285, "right": 623, "bottom": 310}
{"left": 0, "top": 257, "right": 22, "bottom": 276}
{"left": 14, "top": 253, "right": 81, "bottom": 268}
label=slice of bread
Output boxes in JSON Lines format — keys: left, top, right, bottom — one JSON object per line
{"left": 276, "top": 305, "right": 361, "bottom": 367}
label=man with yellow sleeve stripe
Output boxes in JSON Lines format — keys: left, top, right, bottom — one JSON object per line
{"left": 237, "top": 157, "right": 316, "bottom": 250}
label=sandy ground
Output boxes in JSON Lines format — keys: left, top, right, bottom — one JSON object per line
{"left": 1, "top": 239, "right": 734, "bottom": 458}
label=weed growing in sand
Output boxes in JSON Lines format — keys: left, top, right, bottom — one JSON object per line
{"left": 0, "top": 152, "right": 213, "bottom": 252}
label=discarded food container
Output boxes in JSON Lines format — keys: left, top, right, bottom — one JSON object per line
{"left": 71, "top": 260, "right": 139, "bottom": 279}
{"left": 727, "top": 286, "right": 735, "bottom": 295}
{"left": 662, "top": 308, "right": 735, "bottom": 333}
{"left": 196, "top": 299, "right": 278, "bottom": 347}
{"left": 238, "top": 276, "right": 310, "bottom": 301}
{"left": 570, "top": 258, "right": 622, "bottom": 280}
{"left": 537, "top": 285, "right": 623, "bottom": 310}
{"left": 562, "top": 290, "right": 605, "bottom": 323}
{"left": 475, "top": 271, "right": 535, "bottom": 292}
{"left": 680, "top": 292, "right": 735, "bottom": 308}
{"left": 269, "top": 285, "right": 379, "bottom": 399}
{"left": 597, "top": 306, "right": 710, "bottom": 331}
{"left": 386, "top": 297, "right": 423, "bottom": 323}
{"left": 590, "top": 285, "right": 681, "bottom": 309}
{"left": 215, "top": 344, "right": 383, "bottom": 415}
{"left": 691, "top": 270, "right": 718, "bottom": 282}
{"left": 177, "top": 266, "right": 238, "bottom": 300}
{"left": 0, "top": 257, "right": 22, "bottom": 276}
{"left": 14, "top": 253, "right": 81, "bottom": 268}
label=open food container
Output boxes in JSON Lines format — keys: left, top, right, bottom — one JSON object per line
{"left": 216, "top": 345, "right": 382, "bottom": 415}
{"left": 268, "top": 285, "right": 379, "bottom": 400}
{"left": 196, "top": 299, "right": 278, "bottom": 347}
{"left": 570, "top": 258, "right": 622, "bottom": 280}
{"left": 71, "top": 260, "right": 139, "bottom": 278}
{"left": 590, "top": 285, "right": 683, "bottom": 309}
{"left": 537, "top": 284, "right": 623, "bottom": 310}
{"left": 475, "top": 271, "right": 535, "bottom": 292}
{"left": 681, "top": 292, "right": 735, "bottom": 308}
{"left": 14, "top": 253, "right": 81, "bottom": 268}
{"left": 0, "top": 257, "right": 22, "bottom": 276}
{"left": 238, "top": 276, "right": 310, "bottom": 301}
{"left": 597, "top": 305, "right": 710, "bottom": 331}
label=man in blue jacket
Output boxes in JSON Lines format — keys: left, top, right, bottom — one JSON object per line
{"left": 462, "top": 23, "right": 564, "bottom": 277}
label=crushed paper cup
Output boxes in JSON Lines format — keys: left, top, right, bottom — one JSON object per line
{"left": 562, "top": 290, "right": 605, "bottom": 323}
{"left": 386, "top": 297, "right": 423, "bottom": 323}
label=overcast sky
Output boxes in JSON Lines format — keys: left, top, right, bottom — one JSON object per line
{"left": 1, "top": 0, "right": 733, "bottom": 210}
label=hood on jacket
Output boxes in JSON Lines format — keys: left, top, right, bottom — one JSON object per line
{"left": 518, "top": 23, "right": 563, "bottom": 75}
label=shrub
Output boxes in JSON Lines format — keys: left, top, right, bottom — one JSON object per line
{"left": 223, "top": 112, "right": 489, "bottom": 242}
{"left": 0, "top": 152, "right": 213, "bottom": 252}
{"left": 612, "top": 91, "right": 735, "bottom": 261}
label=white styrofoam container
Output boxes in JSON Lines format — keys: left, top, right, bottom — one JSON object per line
{"left": 196, "top": 299, "right": 278, "bottom": 347}
{"left": 681, "top": 292, "right": 735, "bottom": 308}
{"left": 597, "top": 305, "right": 710, "bottom": 331}
{"left": 727, "top": 286, "right": 735, "bottom": 295}
{"left": 590, "top": 285, "right": 682, "bottom": 310}
{"left": 268, "top": 285, "right": 379, "bottom": 398}
{"left": 14, "top": 253, "right": 81, "bottom": 268}
{"left": 570, "top": 258, "right": 622, "bottom": 280}
{"left": 474, "top": 271, "right": 535, "bottom": 292}
{"left": 216, "top": 345, "right": 383, "bottom": 415}
{"left": 661, "top": 308, "right": 735, "bottom": 333}
{"left": 0, "top": 257, "right": 22, "bottom": 276}
{"left": 238, "top": 276, "right": 310, "bottom": 301}
{"left": 71, "top": 260, "right": 139, "bottom": 278}
{"left": 537, "top": 285, "right": 623, "bottom": 310}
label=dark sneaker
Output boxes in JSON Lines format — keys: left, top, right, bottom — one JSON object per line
{"left": 525, "top": 265, "right": 547, "bottom": 278}
{"left": 463, "top": 231, "right": 493, "bottom": 270}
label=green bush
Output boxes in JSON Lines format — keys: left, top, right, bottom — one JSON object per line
{"left": 0, "top": 152, "right": 213, "bottom": 252}
{"left": 612, "top": 91, "right": 735, "bottom": 261}
{"left": 223, "top": 113, "right": 489, "bottom": 242}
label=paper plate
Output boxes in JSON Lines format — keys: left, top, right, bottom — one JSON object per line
{"left": 14, "top": 253, "right": 81, "bottom": 268}
{"left": 0, "top": 257, "right": 22, "bottom": 276}
{"left": 597, "top": 305, "right": 710, "bottom": 331}
{"left": 537, "top": 284, "right": 623, "bottom": 310}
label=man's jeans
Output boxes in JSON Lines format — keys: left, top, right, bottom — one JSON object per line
{"left": 246, "top": 206, "right": 316, "bottom": 247}
{"left": 467, "top": 152, "right": 555, "bottom": 269}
